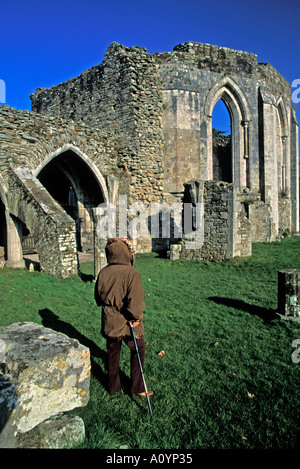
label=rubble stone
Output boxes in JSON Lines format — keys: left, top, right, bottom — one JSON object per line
{"left": 0, "top": 322, "right": 90, "bottom": 448}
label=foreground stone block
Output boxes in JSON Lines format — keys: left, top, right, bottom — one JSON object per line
{"left": 0, "top": 322, "right": 90, "bottom": 447}
{"left": 16, "top": 413, "right": 85, "bottom": 449}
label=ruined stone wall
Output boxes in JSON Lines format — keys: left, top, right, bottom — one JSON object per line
{"left": 0, "top": 105, "right": 118, "bottom": 185}
{"left": 0, "top": 246, "right": 4, "bottom": 267}
{"left": 30, "top": 41, "right": 298, "bottom": 240}
{"left": 179, "top": 181, "right": 280, "bottom": 261}
{"left": 180, "top": 181, "right": 242, "bottom": 261}
{"left": 237, "top": 205, "right": 252, "bottom": 257}
{"left": 199, "top": 181, "right": 235, "bottom": 261}
{"left": 0, "top": 104, "right": 163, "bottom": 209}
{"left": 7, "top": 167, "right": 79, "bottom": 277}
{"left": 155, "top": 43, "right": 294, "bottom": 194}
{"left": 0, "top": 103, "right": 165, "bottom": 266}
{"left": 1, "top": 41, "right": 298, "bottom": 275}
{"left": 30, "top": 43, "right": 165, "bottom": 206}
{"left": 257, "top": 62, "right": 291, "bottom": 105}
{"left": 249, "top": 201, "right": 273, "bottom": 243}
{"left": 154, "top": 42, "right": 259, "bottom": 193}
{"left": 0, "top": 106, "right": 116, "bottom": 274}
{"left": 278, "top": 197, "right": 292, "bottom": 236}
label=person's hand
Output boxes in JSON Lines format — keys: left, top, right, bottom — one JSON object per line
{"left": 129, "top": 321, "right": 139, "bottom": 328}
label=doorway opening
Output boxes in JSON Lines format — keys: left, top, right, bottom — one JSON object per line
{"left": 37, "top": 150, "right": 105, "bottom": 252}
{"left": 0, "top": 198, "right": 7, "bottom": 266}
{"left": 212, "top": 99, "right": 232, "bottom": 183}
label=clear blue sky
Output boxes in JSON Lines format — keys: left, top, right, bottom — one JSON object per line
{"left": 1, "top": 0, "right": 299, "bottom": 132}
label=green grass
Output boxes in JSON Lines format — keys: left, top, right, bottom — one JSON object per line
{"left": 1, "top": 237, "right": 300, "bottom": 449}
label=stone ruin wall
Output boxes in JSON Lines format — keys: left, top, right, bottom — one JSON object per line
{"left": 0, "top": 41, "right": 298, "bottom": 275}
{"left": 155, "top": 42, "right": 261, "bottom": 194}
{"left": 30, "top": 43, "right": 165, "bottom": 208}
{"left": 7, "top": 166, "right": 79, "bottom": 277}
{"left": 153, "top": 42, "right": 298, "bottom": 242}
{"left": 178, "top": 180, "right": 253, "bottom": 262}
{"left": 31, "top": 42, "right": 298, "bottom": 234}
{"left": 0, "top": 105, "right": 134, "bottom": 275}
{"left": 0, "top": 105, "right": 130, "bottom": 195}
{"left": 29, "top": 43, "right": 166, "bottom": 256}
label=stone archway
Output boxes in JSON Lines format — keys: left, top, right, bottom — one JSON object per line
{"left": 276, "top": 98, "right": 289, "bottom": 196}
{"left": 0, "top": 176, "right": 8, "bottom": 262}
{"left": 204, "top": 77, "right": 252, "bottom": 189}
{"left": 0, "top": 196, "right": 7, "bottom": 267}
{"left": 35, "top": 146, "right": 107, "bottom": 252}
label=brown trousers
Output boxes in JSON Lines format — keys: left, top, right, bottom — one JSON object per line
{"left": 106, "top": 336, "right": 146, "bottom": 394}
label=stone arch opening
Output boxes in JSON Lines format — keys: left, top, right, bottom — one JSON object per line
{"left": 0, "top": 177, "right": 9, "bottom": 267}
{"left": 0, "top": 197, "right": 7, "bottom": 266}
{"left": 276, "top": 99, "right": 289, "bottom": 196}
{"left": 36, "top": 149, "right": 106, "bottom": 252}
{"left": 205, "top": 77, "right": 251, "bottom": 188}
{"left": 212, "top": 99, "right": 232, "bottom": 183}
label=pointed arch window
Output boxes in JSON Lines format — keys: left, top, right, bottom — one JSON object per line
{"left": 212, "top": 99, "right": 232, "bottom": 183}
{"left": 205, "top": 77, "right": 251, "bottom": 189}
{"left": 276, "top": 99, "right": 289, "bottom": 197}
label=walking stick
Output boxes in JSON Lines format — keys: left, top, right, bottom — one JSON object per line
{"left": 130, "top": 325, "right": 153, "bottom": 418}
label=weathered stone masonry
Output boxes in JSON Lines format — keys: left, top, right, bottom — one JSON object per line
{"left": 0, "top": 105, "right": 127, "bottom": 276}
{"left": 0, "top": 41, "right": 299, "bottom": 276}
{"left": 30, "top": 43, "right": 165, "bottom": 207}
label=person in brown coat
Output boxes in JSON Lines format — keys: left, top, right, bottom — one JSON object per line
{"left": 95, "top": 237, "right": 153, "bottom": 398}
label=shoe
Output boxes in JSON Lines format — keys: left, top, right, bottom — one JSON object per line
{"left": 132, "top": 390, "right": 154, "bottom": 398}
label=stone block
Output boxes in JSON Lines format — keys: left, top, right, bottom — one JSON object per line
{"left": 16, "top": 413, "right": 85, "bottom": 449}
{"left": 278, "top": 269, "right": 300, "bottom": 319}
{"left": 0, "top": 322, "right": 90, "bottom": 447}
{"left": 168, "top": 243, "right": 182, "bottom": 260}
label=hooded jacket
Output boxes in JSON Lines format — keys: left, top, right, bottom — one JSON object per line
{"left": 95, "top": 238, "right": 146, "bottom": 339}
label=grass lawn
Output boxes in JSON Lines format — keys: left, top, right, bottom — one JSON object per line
{"left": 0, "top": 237, "right": 300, "bottom": 449}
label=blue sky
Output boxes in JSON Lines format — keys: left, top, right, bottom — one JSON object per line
{"left": 1, "top": 0, "right": 299, "bottom": 132}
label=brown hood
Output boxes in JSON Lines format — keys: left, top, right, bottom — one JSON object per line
{"left": 105, "top": 238, "right": 134, "bottom": 266}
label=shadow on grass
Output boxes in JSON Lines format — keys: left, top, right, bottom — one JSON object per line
{"left": 38, "top": 308, "right": 132, "bottom": 396}
{"left": 78, "top": 271, "right": 95, "bottom": 283}
{"left": 208, "top": 297, "right": 278, "bottom": 321}
{"left": 39, "top": 308, "right": 110, "bottom": 391}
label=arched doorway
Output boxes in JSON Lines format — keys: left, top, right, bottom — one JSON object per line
{"left": 0, "top": 197, "right": 7, "bottom": 266}
{"left": 36, "top": 149, "right": 106, "bottom": 252}
{"left": 212, "top": 99, "right": 232, "bottom": 183}
{"left": 276, "top": 100, "right": 289, "bottom": 197}
{"left": 0, "top": 176, "right": 9, "bottom": 267}
{"left": 205, "top": 77, "right": 251, "bottom": 189}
